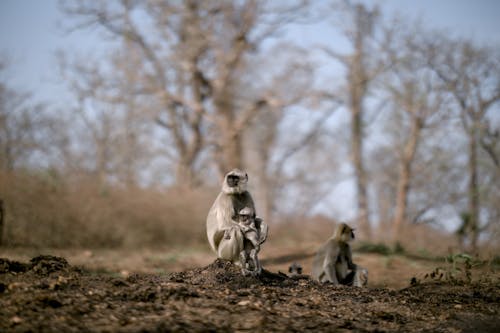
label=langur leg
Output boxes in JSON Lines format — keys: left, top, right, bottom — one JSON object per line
{"left": 258, "top": 221, "right": 268, "bottom": 245}
{"left": 217, "top": 227, "right": 244, "bottom": 262}
{"left": 249, "top": 248, "right": 262, "bottom": 276}
{"left": 323, "top": 262, "right": 340, "bottom": 284}
{"left": 240, "top": 250, "right": 251, "bottom": 276}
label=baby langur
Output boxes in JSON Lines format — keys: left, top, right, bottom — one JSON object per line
{"left": 311, "top": 223, "right": 368, "bottom": 287}
{"left": 231, "top": 207, "right": 264, "bottom": 276}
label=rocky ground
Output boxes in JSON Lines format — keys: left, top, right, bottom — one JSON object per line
{"left": 0, "top": 255, "right": 499, "bottom": 332}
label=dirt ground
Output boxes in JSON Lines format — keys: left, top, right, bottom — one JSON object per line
{"left": 0, "top": 249, "right": 499, "bottom": 332}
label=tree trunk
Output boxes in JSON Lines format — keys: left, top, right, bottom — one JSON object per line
{"left": 213, "top": 85, "right": 244, "bottom": 175}
{"left": 0, "top": 199, "right": 4, "bottom": 246}
{"left": 175, "top": 161, "right": 196, "bottom": 189}
{"left": 467, "top": 124, "right": 479, "bottom": 253}
{"left": 223, "top": 130, "right": 243, "bottom": 172}
{"left": 351, "top": 108, "right": 371, "bottom": 238}
{"left": 348, "top": 4, "right": 374, "bottom": 239}
{"left": 392, "top": 119, "right": 421, "bottom": 244}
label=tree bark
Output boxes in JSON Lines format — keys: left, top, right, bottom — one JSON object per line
{"left": 351, "top": 107, "right": 371, "bottom": 238}
{"left": 467, "top": 122, "right": 479, "bottom": 253}
{"left": 0, "top": 199, "right": 3, "bottom": 246}
{"left": 392, "top": 118, "right": 422, "bottom": 244}
{"left": 349, "top": 52, "right": 370, "bottom": 237}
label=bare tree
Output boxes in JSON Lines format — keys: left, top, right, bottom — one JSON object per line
{"left": 427, "top": 36, "right": 500, "bottom": 252}
{"left": 243, "top": 43, "right": 339, "bottom": 221}
{"left": 60, "top": 0, "right": 312, "bottom": 188}
{"left": 381, "top": 29, "right": 448, "bottom": 245}
{"left": 0, "top": 60, "right": 48, "bottom": 171}
{"left": 322, "top": 1, "right": 386, "bottom": 237}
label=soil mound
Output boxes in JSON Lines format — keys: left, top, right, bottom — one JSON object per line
{"left": 0, "top": 255, "right": 70, "bottom": 275}
{"left": 0, "top": 255, "right": 498, "bottom": 332}
{"left": 168, "top": 258, "right": 300, "bottom": 288}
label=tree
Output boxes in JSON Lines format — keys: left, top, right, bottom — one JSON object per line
{"left": 60, "top": 0, "right": 312, "bottom": 188}
{"left": 381, "top": 27, "right": 448, "bottom": 245}
{"left": 322, "top": 1, "right": 385, "bottom": 237}
{"left": 427, "top": 36, "right": 500, "bottom": 252}
{"left": 0, "top": 60, "right": 48, "bottom": 171}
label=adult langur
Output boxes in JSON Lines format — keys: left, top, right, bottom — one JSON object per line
{"left": 311, "top": 223, "right": 368, "bottom": 287}
{"left": 206, "top": 169, "right": 268, "bottom": 264}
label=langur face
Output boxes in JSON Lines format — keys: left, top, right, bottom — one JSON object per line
{"left": 227, "top": 174, "right": 241, "bottom": 188}
{"left": 238, "top": 213, "right": 251, "bottom": 223}
{"left": 338, "top": 223, "right": 355, "bottom": 242}
{"left": 222, "top": 169, "right": 248, "bottom": 194}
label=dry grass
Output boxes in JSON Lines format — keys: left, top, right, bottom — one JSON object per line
{"left": 0, "top": 170, "right": 214, "bottom": 248}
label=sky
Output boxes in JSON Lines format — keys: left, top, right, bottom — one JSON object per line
{"left": 1, "top": 0, "right": 499, "bottom": 105}
{"left": 1, "top": 0, "right": 499, "bottom": 226}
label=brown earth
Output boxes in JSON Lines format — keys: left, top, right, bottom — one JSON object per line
{"left": 0, "top": 254, "right": 499, "bottom": 332}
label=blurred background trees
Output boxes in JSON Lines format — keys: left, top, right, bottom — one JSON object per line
{"left": 0, "top": 0, "right": 498, "bottom": 255}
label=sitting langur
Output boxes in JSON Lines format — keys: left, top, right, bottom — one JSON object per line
{"left": 232, "top": 206, "right": 266, "bottom": 276}
{"left": 311, "top": 223, "right": 368, "bottom": 287}
{"left": 206, "top": 169, "right": 268, "bottom": 270}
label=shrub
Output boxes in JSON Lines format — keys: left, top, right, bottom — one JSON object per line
{"left": 357, "top": 242, "right": 392, "bottom": 255}
{"left": 0, "top": 170, "right": 214, "bottom": 248}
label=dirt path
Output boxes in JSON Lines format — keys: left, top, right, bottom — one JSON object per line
{"left": 1, "top": 255, "right": 499, "bottom": 332}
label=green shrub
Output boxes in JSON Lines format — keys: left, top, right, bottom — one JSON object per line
{"left": 357, "top": 242, "right": 392, "bottom": 255}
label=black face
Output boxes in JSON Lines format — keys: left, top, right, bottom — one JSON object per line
{"left": 238, "top": 214, "right": 251, "bottom": 223}
{"left": 226, "top": 174, "right": 240, "bottom": 187}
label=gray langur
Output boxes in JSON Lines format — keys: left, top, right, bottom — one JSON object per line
{"left": 311, "top": 223, "right": 368, "bottom": 287}
{"left": 233, "top": 206, "right": 267, "bottom": 276}
{"left": 206, "top": 169, "right": 268, "bottom": 268}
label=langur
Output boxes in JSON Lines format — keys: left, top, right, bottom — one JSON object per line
{"left": 311, "top": 223, "right": 368, "bottom": 287}
{"left": 206, "top": 169, "right": 268, "bottom": 270}
{"left": 233, "top": 206, "right": 265, "bottom": 276}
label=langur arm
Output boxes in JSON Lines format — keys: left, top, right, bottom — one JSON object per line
{"left": 347, "top": 248, "right": 357, "bottom": 271}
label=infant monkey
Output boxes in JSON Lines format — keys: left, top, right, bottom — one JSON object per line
{"left": 233, "top": 207, "right": 263, "bottom": 276}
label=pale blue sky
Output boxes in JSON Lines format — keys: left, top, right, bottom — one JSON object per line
{"left": 1, "top": 0, "right": 499, "bottom": 105}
